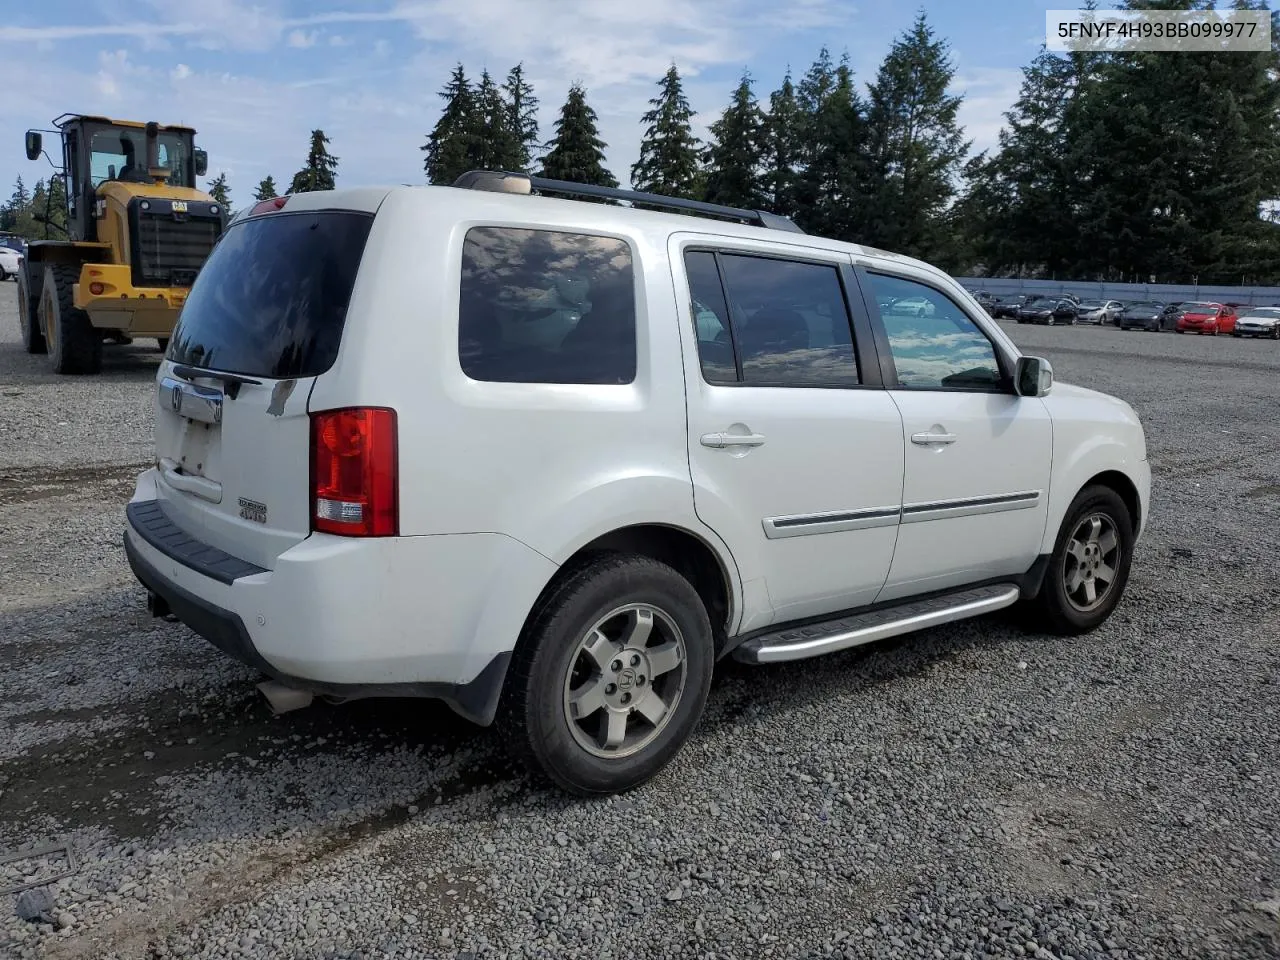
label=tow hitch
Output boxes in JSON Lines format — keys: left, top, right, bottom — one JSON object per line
{"left": 146, "top": 590, "right": 172, "bottom": 619}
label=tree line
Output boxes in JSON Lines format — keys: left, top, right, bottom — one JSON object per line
{"left": 6, "top": 2, "right": 1280, "bottom": 285}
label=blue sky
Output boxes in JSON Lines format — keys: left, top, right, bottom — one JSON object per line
{"left": 0, "top": 0, "right": 1054, "bottom": 208}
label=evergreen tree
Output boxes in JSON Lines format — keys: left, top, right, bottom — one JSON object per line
{"left": 1, "top": 177, "right": 30, "bottom": 231}
{"left": 537, "top": 83, "right": 618, "bottom": 188}
{"left": 862, "top": 12, "right": 969, "bottom": 261}
{"left": 423, "top": 64, "right": 477, "bottom": 185}
{"left": 763, "top": 70, "right": 803, "bottom": 218}
{"left": 30, "top": 176, "right": 69, "bottom": 238}
{"left": 253, "top": 175, "right": 278, "bottom": 201}
{"left": 289, "top": 129, "right": 338, "bottom": 193}
{"left": 503, "top": 63, "right": 541, "bottom": 170}
{"left": 631, "top": 64, "right": 702, "bottom": 198}
{"left": 473, "top": 68, "right": 520, "bottom": 171}
{"left": 797, "top": 54, "right": 867, "bottom": 240}
{"left": 791, "top": 48, "right": 846, "bottom": 221}
{"left": 207, "top": 173, "right": 231, "bottom": 206}
{"left": 703, "top": 71, "right": 767, "bottom": 210}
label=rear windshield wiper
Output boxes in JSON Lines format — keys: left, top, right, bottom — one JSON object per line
{"left": 171, "top": 364, "right": 262, "bottom": 399}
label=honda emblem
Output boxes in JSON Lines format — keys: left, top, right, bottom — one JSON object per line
{"left": 170, "top": 383, "right": 183, "bottom": 413}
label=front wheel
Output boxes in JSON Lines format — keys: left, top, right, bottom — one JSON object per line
{"left": 499, "top": 555, "right": 714, "bottom": 795}
{"left": 1023, "top": 485, "right": 1134, "bottom": 635}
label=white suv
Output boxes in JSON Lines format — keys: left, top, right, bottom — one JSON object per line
{"left": 125, "top": 172, "right": 1150, "bottom": 795}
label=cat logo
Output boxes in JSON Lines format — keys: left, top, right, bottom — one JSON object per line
{"left": 171, "top": 201, "right": 188, "bottom": 213}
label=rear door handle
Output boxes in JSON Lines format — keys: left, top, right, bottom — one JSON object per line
{"left": 911, "top": 432, "right": 957, "bottom": 446}
{"left": 701, "top": 432, "right": 767, "bottom": 449}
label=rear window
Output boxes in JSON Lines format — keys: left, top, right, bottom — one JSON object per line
{"left": 166, "top": 210, "right": 373, "bottom": 378}
{"left": 458, "top": 226, "right": 636, "bottom": 385}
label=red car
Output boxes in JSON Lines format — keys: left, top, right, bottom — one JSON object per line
{"left": 1175, "top": 302, "right": 1237, "bottom": 335}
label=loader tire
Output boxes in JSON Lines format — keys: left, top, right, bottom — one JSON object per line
{"left": 42, "top": 264, "right": 102, "bottom": 375}
{"left": 17, "top": 266, "right": 46, "bottom": 354}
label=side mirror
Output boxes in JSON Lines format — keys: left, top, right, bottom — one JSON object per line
{"left": 193, "top": 149, "right": 208, "bottom": 177}
{"left": 24, "top": 131, "right": 42, "bottom": 161}
{"left": 1014, "top": 355, "right": 1053, "bottom": 397}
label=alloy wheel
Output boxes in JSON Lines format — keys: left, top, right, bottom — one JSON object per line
{"left": 561, "top": 603, "right": 688, "bottom": 759}
{"left": 1062, "top": 514, "right": 1122, "bottom": 613}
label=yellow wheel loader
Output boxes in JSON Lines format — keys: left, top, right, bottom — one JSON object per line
{"left": 17, "top": 114, "right": 226, "bottom": 374}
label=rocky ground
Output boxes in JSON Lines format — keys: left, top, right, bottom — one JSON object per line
{"left": 1, "top": 284, "right": 1277, "bottom": 959}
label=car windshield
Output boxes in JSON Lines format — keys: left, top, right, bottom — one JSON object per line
{"left": 1182, "top": 302, "right": 1216, "bottom": 311}
{"left": 1128, "top": 302, "right": 1160, "bottom": 309}
{"left": 1242, "top": 308, "right": 1280, "bottom": 318}
{"left": 1077, "top": 300, "right": 1104, "bottom": 308}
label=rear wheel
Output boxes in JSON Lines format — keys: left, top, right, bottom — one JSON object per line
{"left": 499, "top": 555, "right": 714, "bottom": 795}
{"left": 42, "top": 264, "right": 102, "bottom": 375}
{"left": 16, "top": 266, "right": 46, "bottom": 354}
{"left": 1023, "top": 484, "right": 1134, "bottom": 636}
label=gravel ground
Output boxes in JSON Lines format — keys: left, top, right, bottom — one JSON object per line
{"left": 1, "top": 284, "right": 1278, "bottom": 960}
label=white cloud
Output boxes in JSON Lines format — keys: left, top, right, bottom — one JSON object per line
{"left": 171, "top": 63, "right": 192, "bottom": 81}
{"left": 287, "top": 29, "right": 318, "bottom": 48}
{"left": 329, "top": 34, "right": 351, "bottom": 46}
{"left": 952, "top": 67, "right": 1022, "bottom": 157}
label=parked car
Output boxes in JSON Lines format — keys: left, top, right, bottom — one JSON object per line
{"left": 1076, "top": 299, "right": 1125, "bottom": 324}
{"left": 1175, "top": 302, "right": 1236, "bottom": 335}
{"left": 122, "top": 171, "right": 1150, "bottom": 795}
{"left": 1158, "top": 302, "right": 1184, "bottom": 329}
{"left": 992, "top": 295, "right": 1027, "bottom": 319}
{"left": 1017, "top": 296, "right": 1077, "bottom": 325}
{"left": 1118, "top": 301, "right": 1166, "bottom": 331}
{"left": 1231, "top": 306, "right": 1280, "bottom": 339}
{"left": 971, "top": 291, "right": 1000, "bottom": 314}
{"left": 0, "top": 243, "right": 21, "bottom": 282}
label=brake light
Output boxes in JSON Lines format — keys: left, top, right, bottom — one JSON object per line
{"left": 310, "top": 407, "right": 398, "bottom": 537}
{"left": 250, "top": 196, "right": 289, "bottom": 216}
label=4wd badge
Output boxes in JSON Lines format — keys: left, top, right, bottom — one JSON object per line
{"left": 238, "top": 498, "right": 268, "bottom": 524}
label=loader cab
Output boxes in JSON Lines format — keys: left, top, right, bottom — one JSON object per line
{"left": 27, "top": 115, "right": 209, "bottom": 243}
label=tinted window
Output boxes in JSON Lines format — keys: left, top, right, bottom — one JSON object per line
{"left": 167, "top": 211, "right": 373, "bottom": 378}
{"left": 869, "top": 274, "right": 1003, "bottom": 391}
{"left": 459, "top": 227, "right": 636, "bottom": 385}
{"left": 684, "top": 251, "right": 736, "bottom": 384}
{"left": 686, "top": 252, "right": 859, "bottom": 387}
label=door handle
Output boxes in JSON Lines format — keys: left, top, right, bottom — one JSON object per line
{"left": 911, "top": 431, "right": 957, "bottom": 446}
{"left": 701, "top": 432, "right": 767, "bottom": 449}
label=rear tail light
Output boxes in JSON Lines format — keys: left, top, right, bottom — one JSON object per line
{"left": 310, "top": 407, "right": 398, "bottom": 537}
{"left": 250, "top": 196, "right": 290, "bottom": 216}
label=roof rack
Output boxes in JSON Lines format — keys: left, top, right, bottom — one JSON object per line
{"left": 450, "top": 169, "right": 804, "bottom": 235}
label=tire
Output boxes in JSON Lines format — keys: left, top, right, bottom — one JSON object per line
{"left": 1024, "top": 484, "right": 1134, "bottom": 636}
{"left": 42, "top": 264, "right": 103, "bottom": 375}
{"left": 16, "top": 266, "right": 46, "bottom": 354}
{"left": 498, "top": 554, "right": 715, "bottom": 796}
{"left": 156, "top": 337, "right": 170, "bottom": 353}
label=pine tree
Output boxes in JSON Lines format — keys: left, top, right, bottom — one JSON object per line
{"left": 423, "top": 64, "right": 477, "bottom": 185}
{"left": 29, "top": 176, "right": 69, "bottom": 238}
{"left": 207, "top": 173, "right": 231, "bottom": 206}
{"left": 1, "top": 176, "right": 30, "bottom": 232}
{"left": 503, "top": 63, "right": 541, "bottom": 171}
{"left": 537, "top": 83, "right": 618, "bottom": 189}
{"left": 863, "top": 12, "right": 969, "bottom": 261}
{"left": 472, "top": 68, "right": 519, "bottom": 171}
{"left": 253, "top": 175, "right": 278, "bottom": 201}
{"left": 797, "top": 54, "right": 867, "bottom": 240}
{"left": 763, "top": 70, "right": 803, "bottom": 218}
{"left": 703, "top": 71, "right": 767, "bottom": 210}
{"left": 289, "top": 130, "right": 338, "bottom": 193}
{"left": 631, "top": 64, "right": 702, "bottom": 198}
{"left": 791, "top": 48, "right": 839, "bottom": 219}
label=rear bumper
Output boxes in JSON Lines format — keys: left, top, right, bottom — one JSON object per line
{"left": 123, "top": 471, "right": 557, "bottom": 725}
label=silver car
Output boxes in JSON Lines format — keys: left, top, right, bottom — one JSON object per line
{"left": 1232, "top": 307, "right": 1280, "bottom": 340}
{"left": 1075, "top": 299, "right": 1124, "bottom": 324}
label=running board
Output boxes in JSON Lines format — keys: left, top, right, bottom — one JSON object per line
{"left": 733, "top": 584, "right": 1022, "bottom": 665}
